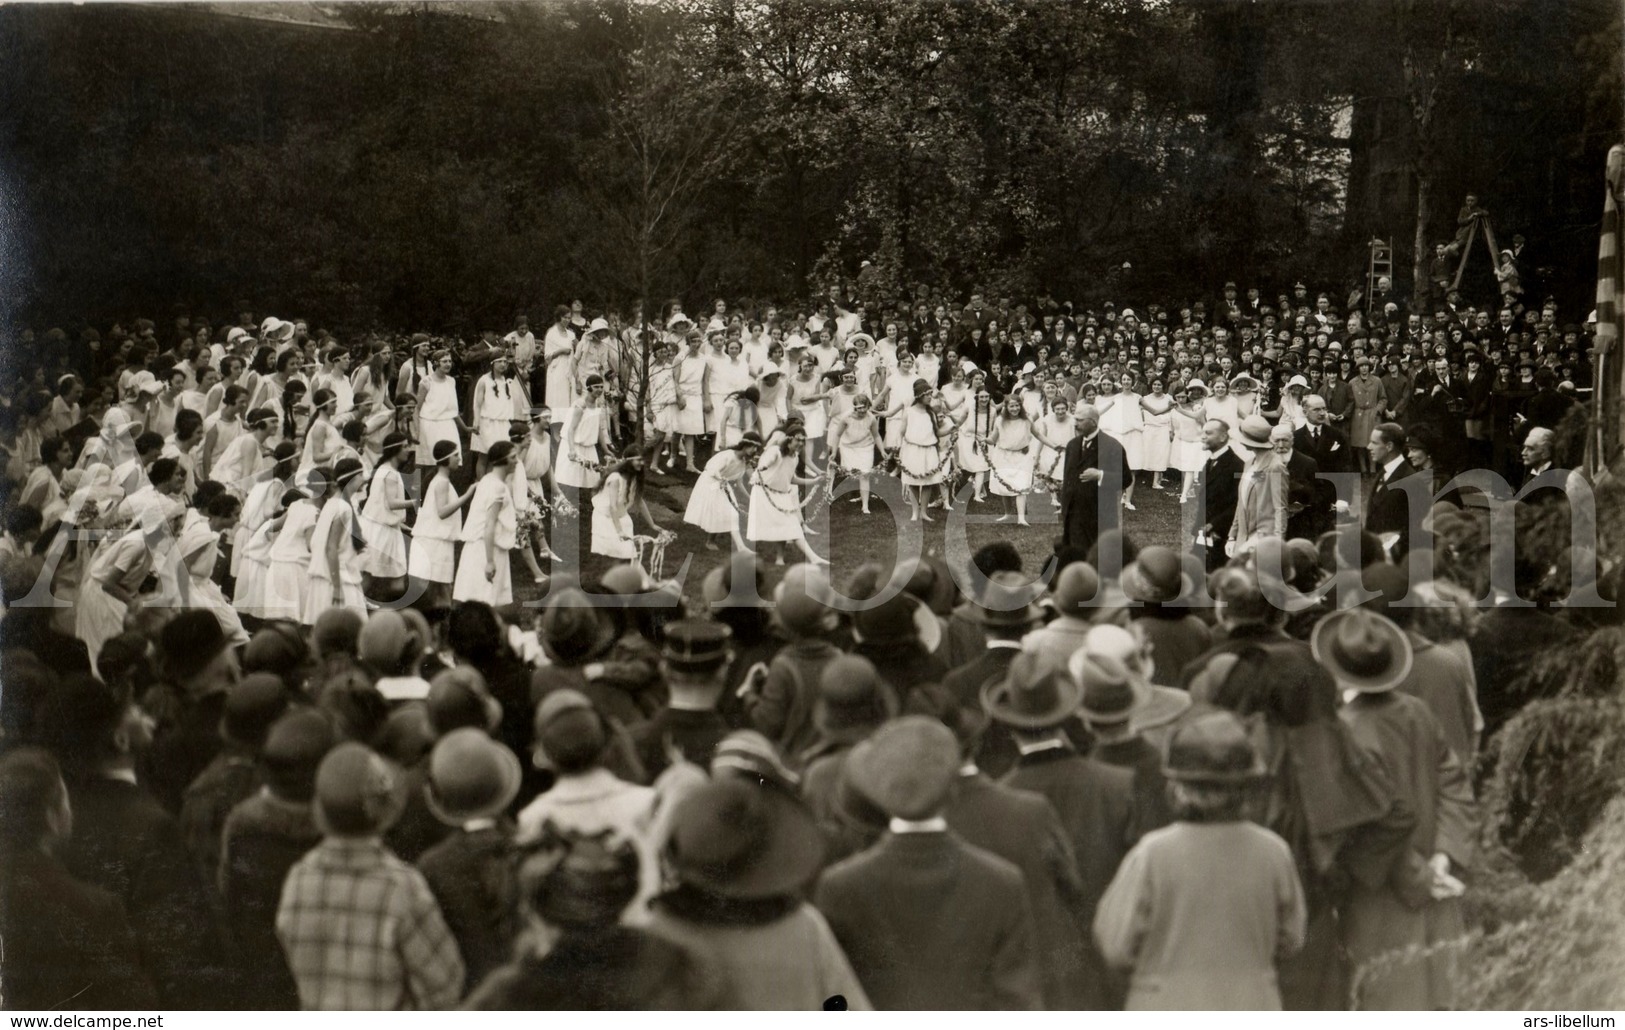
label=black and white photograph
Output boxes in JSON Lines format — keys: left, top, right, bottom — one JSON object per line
{"left": 1, "top": 0, "right": 1623, "bottom": 1015}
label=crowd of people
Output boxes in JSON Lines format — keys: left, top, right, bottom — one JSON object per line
{"left": 0, "top": 269, "right": 1612, "bottom": 1012}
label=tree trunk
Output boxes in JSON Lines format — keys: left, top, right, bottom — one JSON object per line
{"left": 1412, "top": 167, "right": 1432, "bottom": 314}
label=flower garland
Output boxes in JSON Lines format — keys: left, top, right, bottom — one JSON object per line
{"left": 633, "top": 529, "right": 678, "bottom": 579}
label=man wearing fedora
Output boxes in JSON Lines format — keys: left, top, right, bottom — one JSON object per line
{"left": 985, "top": 651, "right": 1136, "bottom": 1008}
{"left": 277, "top": 742, "right": 465, "bottom": 1010}
{"left": 942, "top": 571, "right": 1045, "bottom": 779}
{"left": 815, "top": 717, "right": 1042, "bottom": 1010}
{"left": 908, "top": 684, "right": 1095, "bottom": 1011}
{"left": 1314, "top": 609, "right": 1476, "bottom": 1010}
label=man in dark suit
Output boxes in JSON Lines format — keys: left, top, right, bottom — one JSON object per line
{"left": 1059, "top": 404, "right": 1132, "bottom": 556}
{"left": 1193, "top": 417, "right": 1244, "bottom": 571}
{"left": 1295, "top": 393, "right": 1354, "bottom": 525}
{"left": 1271, "top": 423, "right": 1324, "bottom": 542}
{"left": 41, "top": 675, "right": 232, "bottom": 1009}
{"left": 1365, "top": 421, "right": 1421, "bottom": 558}
{"left": 816, "top": 717, "right": 1043, "bottom": 1011}
{"left": 941, "top": 572, "right": 1044, "bottom": 779}
{"left": 984, "top": 653, "right": 1136, "bottom": 1008}
{"left": 0, "top": 747, "right": 158, "bottom": 1010}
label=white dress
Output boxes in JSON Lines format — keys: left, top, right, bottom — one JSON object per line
{"left": 1141, "top": 397, "right": 1173, "bottom": 473}
{"left": 746, "top": 447, "right": 805, "bottom": 543}
{"left": 988, "top": 417, "right": 1035, "bottom": 495}
{"left": 789, "top": 376, "right": 826, "bottom": 437}
{"left": 881, "top": 371, "right": 915, "bottom": 449}
{"left": 304, "top": 498, "right": 366, "bottom": 624}
{"left": 1034, "top": 414, "right": 1076, "bottom": 481}
{"left": 212, "top": 431, "right": 263, "bottom": 500}
{"left": 1171, "top": 406, "right": 1207, "bottom": 473}
{"left": 179, "top": 520, "right": 249, "bottom": 647}
{"left": 591, "top": 473, "right": 638, "bottom": 560}
{"left": 297, "top": 418, "right": 341, "bottom": 476}
{"left": 674, "top": 356, "right": 707, "bottom": 436}
{"left": 418, "top": 374, "right": 462, "bottom": 460}
{"left": 232, "top": 478, "right": 283, "bottom": 606}
{"left": 648, "top": 363, "right": 680, "bottom": 434}
{"left": 544, "top": 326, "right": 577, "bottom": 423}
{"left": 472, "top": 373, "right": 520, "bottom": 454}
{"left": 898, "top": 406, "right": 946, "bottom": 486}
{"left": 77, "top": 529, "right": 154, "bottom": 671}
{"left": 685, "top": 450, "right": 751, "bottom": 534}
{"left": 409, "top": 474, "right": 460, "bottom": 584}
{"left": 956, "top": 402, "right": 993, "bottom": 474}
{"left": 712, "top": 357, "right": 753, "bottom": 433}
{"left": 262, "top": 499, "right": 319, "bottom": 621}
{"left": 1100, "top": 391, "right": 1145, "bottom": 470}
{"left": 358, "top": 462, "right": 408, "bottom": 578}
{"left": 833, "top": 413, "right": 878, "bottom": 473}
{"left": 453, "top": 475, "right": 517, "bottom": 606}
{"left": 557, "top": 407, "right": 604, "bottom": 490}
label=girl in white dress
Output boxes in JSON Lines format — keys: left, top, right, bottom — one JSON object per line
{"left": 957, "top": 380, "right": 995, "bottom": 503}
{"left": 230, "top": 439, "right": 296, "bottom": 604}
{"left": 77, "top": 497, "right": 184, "bottom": 671}
{"left": 557, "top": 375, "right": 611, "bottom": 491}
{"left": 703, "top": 335, "right": 732, "bottom": 437}
{"left": 712, "top": 339, "right": 754, "bottom": 433}
{"left": 879, "top": 353, "right": 920, "bottom": 452}
{"left": 1202, "top": 377, "right": 1244, "bottom": 459}
{"left": 826, "top": 360, "right": 864, "bottom": 427}
{"left": 262, "top": 480, "right": 322, "bottom": 622}
{"left": 755, "top": 362, "right": 787, "bottom": 439}
{"left": 358, "top": 432, "right": 414, "bottom": 591}
{"left": 828, "top": 395, "right": 880, "bottom": 513}
{"left": 1098, "top": 373, "right": 1143, "bottom": 510}
{"left": 416, "top": 351, "right": 469, "bottom": 471}
{"left": 410, "top": 440, "right": 476, "bottom": 608}
{"left": 515, "top": 418, "right": 560, "bottom": 569}
{"left": 1033, "top": 396, "right": 1077, "bottom": 486}
{"left": 178, "top": 494, "right": 249, "bottom": 647}
{"left": 787, "top": 355, "right": 830, "bottom": 470}
{"left": 1229, "top": 373, "right": 1261, "bottom": 422}
{"left": 1170, "top": 383, "right": 1209, "bottom": 502}
{"left": 590, "top": 448, "right": 660, "bottom": 561}
{"left": 296, "top": 388, "right": 343, "bottom": 477}
{"left": 685, "top": 433, "right": 762, "bottom": 551}
{"left": 899, "top": 380, "right": 953, "bottom": 521}
{"left": 747, "top": 426, "right": 828, "bottom": 566}
{"left": 1139, "top": 379, "right": 1175, "bottom": 490}
{"left": 471, "top": 353, "right": 520, "bottom": 474}
{"left": 453, "top": 441, "right": 519, "bottom": 606}
{"left": 645, "top": 343, "right": 679, "bottom": 472}
{"left": 715, "top": 386, "right": 761, "bottom": 451}
{"left": 213, "top": 407, "right": 278, "bottom": 501}
{"left": 304, "top": 458, "right": 368, "bottom": 624}
{"left": 988, "top": 395, "right": 1036, "bottom": 526}
{"left": 673, "top": 336, "right": 709, "bottom": 472}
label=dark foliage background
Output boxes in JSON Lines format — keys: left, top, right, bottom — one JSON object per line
{"left": 0, "top": 0, "right": 1618, "bottom": 332}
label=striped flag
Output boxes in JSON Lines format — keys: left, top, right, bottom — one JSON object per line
{"left": 1593, "top": 144, "right": 1625, "bottom": 468}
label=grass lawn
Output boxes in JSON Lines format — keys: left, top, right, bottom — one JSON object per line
{"left": 512, "top": 469, "right": 1187, "bottom": 610}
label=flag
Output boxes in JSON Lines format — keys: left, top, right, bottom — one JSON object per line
{"left": 1593, "top": 144, "right": 1625, "bottom": 468}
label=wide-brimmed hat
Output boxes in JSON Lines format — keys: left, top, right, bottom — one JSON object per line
{"left": 844, "top": 715, "right": 962, "bottom": 820}
{"left": 970, "top": 570, "right": 1044, "bottom": 628}
{"left": 666, "top": 777, "right": 824, "bottom": 899}
{"left": 1121, "top": 546, "right": 1193, "bottom": 604}
{"left": 314, "top": 742, "right": 408, "bottom": 837}
{"left": 161, "top": 610, "right": 232, "bottom": 684}
{"left": 1311, "top": 608, "right": 1413, "bottom": 693}
{"left": 540, "top": 589, "right": 616, "bottom": 664}
{"left": 1050, "top": 562, "right": 1102, "bottom": 617}
{"left": 710, "top": 730, "right": 801, "bottom": 792}
{"left": 850, "top": 591, "right": 941, "bottom": 652}
{"left": 1237, "top": 414, "right": 1274, "bottom": 450}
{"left": 424, "top": 728, "right": 522, "bottom": 826}
{"left": 982, "top": 650, "right": 1083, "bottom": 730}
{"left": 1075, "top": 623, "right": 1191, "bottom": 732}
{"left": 584, "top": 317, "right": 611, "bottom": 337}
{"left": 1074, "top": 653, "right": 1144, "bottom": 725}
{"left": 1162, "top": 710, "right": 1266, "bottom": 784}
